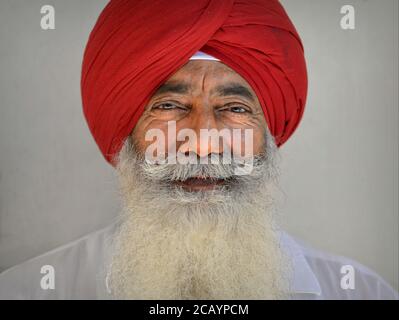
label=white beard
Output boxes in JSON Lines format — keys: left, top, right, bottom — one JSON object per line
{"left": 106, "top": 132, "right": 292, "bottom": 299}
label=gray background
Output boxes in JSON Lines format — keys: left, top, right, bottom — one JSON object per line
{"left": 0, "top": 0, "right": 397, "bottom": 291}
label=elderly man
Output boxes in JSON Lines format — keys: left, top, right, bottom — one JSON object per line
{"left": 0, "top": 0, "right": 397, "bottom": 300}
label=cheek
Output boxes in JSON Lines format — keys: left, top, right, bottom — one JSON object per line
{"left": 230, "top": 127, "right": 265, "bottom": 157}
{"left": 252, "top": 129, "right": 266, "bottom": 154}
{"left": 132, "top": 118, "right": 180, "bottom": 156}
{"left": 222, "top": 114, "right": 266, "bottom": 157}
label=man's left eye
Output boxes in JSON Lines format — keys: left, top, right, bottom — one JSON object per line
{"left": 228, "top": 106, "right": 248, "bottom": 113}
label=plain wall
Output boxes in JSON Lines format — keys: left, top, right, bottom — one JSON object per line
{"left": 0, "top": 0, "right": 397, "bottom": 291}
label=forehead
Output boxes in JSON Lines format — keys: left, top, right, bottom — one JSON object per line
{"left": 168, "top": 60, "right": 250, "bottom": 86}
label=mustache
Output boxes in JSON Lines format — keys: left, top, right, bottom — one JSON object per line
{"left": 139, "top": 153, "right": 269, "bottom": 183}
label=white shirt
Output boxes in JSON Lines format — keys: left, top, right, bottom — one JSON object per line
{"left": 0, "top": 223, "right": 397, "bottom": 300}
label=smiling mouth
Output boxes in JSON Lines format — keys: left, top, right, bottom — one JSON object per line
{"left": 173, "top": 177, "right": 229, "bottom": 191}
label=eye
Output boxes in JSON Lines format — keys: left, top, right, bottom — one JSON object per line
{"left": 227, "top": 105, "right": 250, "bottom": 114}
{"left": 230, "top": 106, "right": 246, "bottom": 113}
{"left": 154, "top": 102, "right": 179, "bottom": 110}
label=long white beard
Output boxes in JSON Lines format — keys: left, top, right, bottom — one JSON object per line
{"left": 106, "top": 133, "right": 292, "bottom": 299}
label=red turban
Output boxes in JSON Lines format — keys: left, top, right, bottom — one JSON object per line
{"left": 81, "top": 0, "right": 308, "bottom": 165}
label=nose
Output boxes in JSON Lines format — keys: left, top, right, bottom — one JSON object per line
{"left": 178, "top": 108, "right": 224, "bottom": 158}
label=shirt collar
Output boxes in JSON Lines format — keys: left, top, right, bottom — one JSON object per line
{"left": 280, "top": 231, "right": 322, "bottom": 296}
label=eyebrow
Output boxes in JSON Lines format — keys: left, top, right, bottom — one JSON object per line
{"left": 153, "top": 80, "right": 256, "bottom": 103}
{"left": 154, "top": 81, "right": 190, "bottom": 96}
{"left": 213, "top": 82, "right": 256, "bottom": 102}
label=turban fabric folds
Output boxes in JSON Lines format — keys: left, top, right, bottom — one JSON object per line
{"left": 81, "top": 0, "right": 308, "bottom": 165}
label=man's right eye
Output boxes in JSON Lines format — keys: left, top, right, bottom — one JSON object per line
{"left": 153, "top": 103, "right": 178, "bottom": 110}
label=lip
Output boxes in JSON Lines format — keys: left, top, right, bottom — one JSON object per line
{"left": 173, "top": 177, "right": 226, "bottom": 191}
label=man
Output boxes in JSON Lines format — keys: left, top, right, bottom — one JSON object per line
{"left": 0, "top": 0, "right": 397, "bottom": 300}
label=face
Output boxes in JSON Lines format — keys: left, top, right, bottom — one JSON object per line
{"left": 109, "top": 61, "right": 288, "bottom": 300}
{"left": 131, "top": 60, "right": 268, "bottom": 191}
